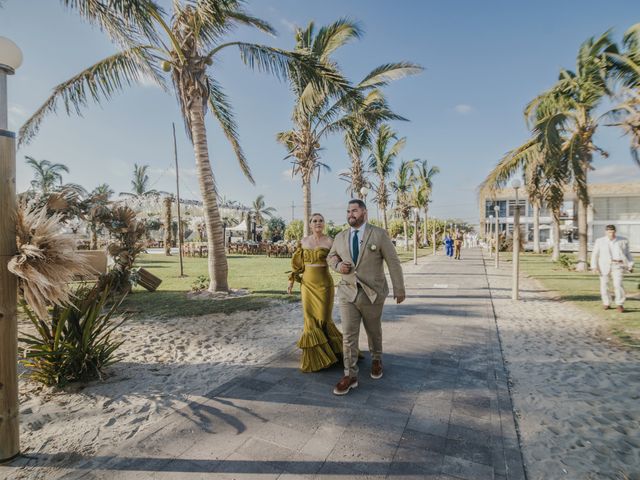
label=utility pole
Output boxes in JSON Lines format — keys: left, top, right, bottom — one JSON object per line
{"left": 172, "top": 123, "right": 184, "bottom": 277}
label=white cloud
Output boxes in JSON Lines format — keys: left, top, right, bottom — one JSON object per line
{"left": 8, "top": 104, "right": 28, "bottom": 129}
{"left": 591, "top": 164, "right": 640, "bottom": 183}
{"left": 453, "top": 104, "right": 474, "bottom": 115}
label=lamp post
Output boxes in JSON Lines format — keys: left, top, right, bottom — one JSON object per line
{"left": 0, "top": 35, "right": 23, "bottom": 462}
{"left": 413, "top": 207, "right": 419, "bottom": 265}
{"left": 359, "top": 186, "right": 369, "bottom": 203}
{"left": 488, "top": 215, "right": 494, "bottom": 258}
{"left": 494, "top": 205, "right": 500, "bottom": 268}
{"left": 511, "top": 179, "right": 522, "bottom": 300}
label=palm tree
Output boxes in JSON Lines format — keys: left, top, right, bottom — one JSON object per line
{"left": 480, "top": 139, "right": 546, "bottom": 253}
{"left": 251, "top": 194, "right": 276, "bottom": 227}
{"left": 414, "top": 159, "right": 439, "bottom": 246}
{"left": 340, "top": 89, "right": 409, "bottom": 198}
{"left": 607, "top": 23, "right": 640, "bottom": 166}
{"left": 277, "top": 19, "right": 422, "bottom": 236}
{"left": 525, "top": 31, "right": 617, "bottom": 270}
{"left": 390, "top": 159, "right": 415, "bottom": 249}
{"left": 410, "top": 183, "right": 428, "bottom": 247}
{"left": 25, "top": 157, "right": 70, "bottom": 195}
{"left": 83, "top": 185, "right": 113, "bottom": 249}
{"left": 20, "top": 1, "right": 340, "bottom": 292}
{"left": 369, "top": 125, "right": 406, "bottom": 231}
{"left": 120, "top": 163, "right": 160, "bottom": 198}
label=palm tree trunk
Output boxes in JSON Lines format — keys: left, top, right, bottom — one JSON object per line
{"left": 302, "top": 177, "right": 311, "bottom": 237}
{"left": 576, "top": 197, "right": 588, "bottom": 271}
{"left": 403, "top": 219, "right": 409, "bottom": 250}
{"left": 552, "top": 207, "right": 561, "bottom": 262}
{"left": 245, "top": 213, "right": 251, "bottom": 241}
{"left": 382, "top": 206, "right": 388, "bottom": 232}
{"left": 90, "top": 223, "right": 98, "bottom": 250}
{"left": 163, "top": 196, "right": 172, "bottom": 256}
{"left": 423, "top": 207, "right": 428, "bottom": 246}
{"left": 351, "top": 155, "right": 364, "bottom": 199}
{"left": 189, "top": 102, "right": 229, "bottom": 292}
{"left": 533, "top": 201, "right": 540, "bottom": 254}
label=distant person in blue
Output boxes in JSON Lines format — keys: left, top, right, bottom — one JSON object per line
{"left": 444, "top": 233, "right": 454, "bottom": 257}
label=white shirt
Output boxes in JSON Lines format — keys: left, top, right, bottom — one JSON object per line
{"left": 349, "top": 222, "right": 367, "bottom": 261}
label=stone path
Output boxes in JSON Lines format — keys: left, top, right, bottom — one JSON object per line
{"left": 4, "top": 248, "right": 525, "bottom": 479}
{"left": 484, "top": 252, "right": 640, "bottom": 480}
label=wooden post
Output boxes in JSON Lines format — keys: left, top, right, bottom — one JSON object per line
{"left": 172, "top": 123, "right": 184, "bottom": 277}
{"left": 0, "top": 128, "right": 19, "bottom": 461}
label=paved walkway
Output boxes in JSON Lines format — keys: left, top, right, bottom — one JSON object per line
{"left": 9, "top": 248, "right": 526, "bottom": 479}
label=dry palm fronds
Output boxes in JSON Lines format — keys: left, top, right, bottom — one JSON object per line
{"left": 9, "top": 201, "right": 90, "bottom": 319}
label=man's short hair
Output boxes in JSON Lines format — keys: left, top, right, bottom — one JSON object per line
{"left": 348, "top": 199, "right": 367, "bottom": 210}
{"left": 605, "top": 224, "right": 616, "bottom": 231}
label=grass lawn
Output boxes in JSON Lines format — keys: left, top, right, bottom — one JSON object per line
{"left": 121, "top": 247, "right": 431, "bottom": 320}
{"left": 502, "top": 252, "right": 640, "bottom": 348}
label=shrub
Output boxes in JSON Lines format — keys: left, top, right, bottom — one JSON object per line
{"left": 557, "top": 254, "right": 576, "bottom": 270}
{"left": 284, "top": 219, "right": 304, "bottom": 241}
{"left": 20, "top": 283, "right": 128, "bottom": 386}
{"left": 191, "top": 275, "right": 209, "bottom": 292}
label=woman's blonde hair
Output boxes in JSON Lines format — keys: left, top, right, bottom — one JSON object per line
{"left": 309, "top": 213, "right": 325, "bottom": 224}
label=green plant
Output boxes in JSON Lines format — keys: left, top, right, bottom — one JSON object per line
{"left": 284, "top": 220, "right": 304, "bottom": 241}
{"left": 20, "top": 283, "right": 128, "bottom": 386}
{"left": 191, "top": 275, "right": 210, "bottom": 292}
{"left": 557, "top": 253, "right": 576, "bottom": 270}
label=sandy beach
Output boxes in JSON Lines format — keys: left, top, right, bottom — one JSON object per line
{"left": 9, "top": 300, "right": 303, "bottom": 480}
{"left": 485, "top": 255, "right": 640, "bottom": 480}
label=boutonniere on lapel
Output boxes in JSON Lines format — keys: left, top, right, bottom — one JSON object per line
{"left": 369, "top": 244, "right": 377, "bottom": 251}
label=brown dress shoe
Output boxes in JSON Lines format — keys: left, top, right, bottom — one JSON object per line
{"left": 603, "top": 305, "right": 610, "bottom": 310}
{"left": 371, "top": 359, "right": 383, "bottom": 379}
{"left": 617, "top": 305, "right": 624, "bottom": 313}
{"left": 333, "top": 376, "right": 358, "bottom": 396}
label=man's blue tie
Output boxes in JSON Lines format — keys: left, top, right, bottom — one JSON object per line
{"left": 352, "top": 229, "right": 359, "bottom": 264}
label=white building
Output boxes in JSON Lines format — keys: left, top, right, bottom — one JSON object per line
{"left": 479, "top": 182, "right": 640, "bottom": 252}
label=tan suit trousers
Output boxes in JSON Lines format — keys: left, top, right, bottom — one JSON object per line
{"left": 340, "top": 286, "right": 384, "bottom": 377}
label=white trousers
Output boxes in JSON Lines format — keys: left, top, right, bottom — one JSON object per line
{"left": 599, "top": 264, "right": 626, "bottom": 306}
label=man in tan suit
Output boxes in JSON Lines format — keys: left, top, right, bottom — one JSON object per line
{"left": 328, "top": 199, "right": 405, "bottom": 395}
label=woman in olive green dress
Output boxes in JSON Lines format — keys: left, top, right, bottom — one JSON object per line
{"left": 287, "top": 213, "right": 343, "bottom": 372}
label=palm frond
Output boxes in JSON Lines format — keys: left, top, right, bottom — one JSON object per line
{"left": 207, "top": 76, "right": 254, "bottom": 184}
{"left": 358, "top": 62, "right": 424, "bottom": 90}
{"left": 19, "top": 46, "right": 161, "bottom": 147}
{"left": 312, "top": 18, "right": 363, "bottom": 60}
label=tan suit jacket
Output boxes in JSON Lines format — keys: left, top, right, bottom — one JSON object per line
{"left": 328, "top": 224, "right": 405, "bottom": 304}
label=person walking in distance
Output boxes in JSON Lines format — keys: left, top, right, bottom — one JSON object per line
{"left": 327, "top": 199, "right": 405, "bottom": 395}
{"left": 590, "top": 225, "right": 634, "bottom": 313}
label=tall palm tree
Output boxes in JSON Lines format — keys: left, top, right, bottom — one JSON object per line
{"left": 525, "top": 31, "right": 617, "bottom": 270}
{"left": 607, "top": 23, "right": 640, "bottom": 166}
{"left": 410, "top": 182, "right": 428, "bottom": 247}
{"left": 414, "top": 159, "right": 439, "bottom": 245}
{"left": 277, "top": 19, "right": 422, "bottom": 236}
{"left": 251, "top": 194, "right": 276, "bottom": 226}
{"left": 340, "top": 90, "right": 409, "bottom": 198}
{"left": 120, "top": 163, "right": 160, "bottom": 198}
{"left": 390, "top": 159, "right": 415, "bottom": 249}
{"left": 369, "top": 125, "right": 406, "bottom": 231}
{"left": 83, "top": 185, "right": 113, "bottom": 249}
{"left": 20, "top": 1, "right": 340, "bottom": 292}
{"left": 25, "top": 157, "right": 70, "bottom": 195}
{"left": 480, "top": 139, "right": 546, "bottom": 253}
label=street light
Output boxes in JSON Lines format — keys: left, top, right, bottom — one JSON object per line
{"left": 360, "top": 186, "right": 369, "bottom": 205}
{"left": 413, "top": 207, "right": 420, "bottom": 265}
{"left": 0, "top": 35, "right": 23, "bottom": 462}
{"left": 511, "top": 179, "right": 522, "bottom": 300}
{"left": 494, "top": 205, "right": 500, "bottom": 268}
{"left": 488, "top": 214, "right": 494, "bottom": 258}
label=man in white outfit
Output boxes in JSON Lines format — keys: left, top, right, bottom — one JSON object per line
{"left": 590, "top": 225, "right": 634, "bottom": 313}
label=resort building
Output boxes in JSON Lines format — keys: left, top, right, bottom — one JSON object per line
{"left": 479, "top": 182, "right": 640, "bottom": 252}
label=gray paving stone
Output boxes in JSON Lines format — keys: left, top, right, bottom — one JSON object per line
{"left": 441, "top": 454, "right": 494, "bottom": 480}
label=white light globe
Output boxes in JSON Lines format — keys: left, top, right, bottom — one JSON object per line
{"left": 0, "top": 37, "right": 23, "bottom": 72}
{"left": 360, "top": 186, "right": 369, "bottom": 196}
{"left": 511, "top": 178, "right": 522, "bottom": 189}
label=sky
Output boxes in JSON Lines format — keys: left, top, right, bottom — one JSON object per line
{"left": 2, "top": 0, "right": 640, "bottom": 224}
